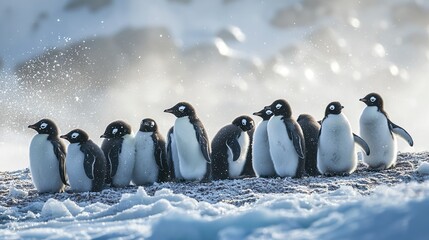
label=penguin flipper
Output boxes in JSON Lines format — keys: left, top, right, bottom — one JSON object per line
{"left": 107, "top": 144, "right": 121, "bottom": 178}
{"left": 353, "top": 133, "right": 371, "bottom": 156}
{"left": 153, "top": 132, "right": 169, "bottom": 182}
{"left": 166, "top": 128, "right": 176, "bottom": 180}
{"left": 52, "top": 139, "right": 69, "bottom": 186}
{"left": 226, "top": 138, "right": 241, "bottom": 161}
{"left": 192, "top": 120, "right": 211, "bottom": 163}
{"left": 388, "top": 120, "right": 414, "bottom": 146}
{"left": 285, "top": 120, "right": 305, "bottom": 159}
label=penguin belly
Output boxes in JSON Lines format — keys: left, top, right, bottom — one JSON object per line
{"left": 66, "top": 143, "right": 92, "bottom": 192}
{"left": 317, "top": 115, "right": 356, "bottom": 175}
{"left": 29, "top": 134, "right": 65, "bottom": 193}
{"left": 252, "top": 121, "right": 276, "bottom": 177}
{"left": 174, "top": 117, "right": 207, "bottom": 180}
{"left": 112, "top": 135, "right": 136, "bottom": 187}
{"left": 169, "top": 131, "right": 183, "bottom": 180}
{"left": 227, "top": 132, "right": 250, "bottom": 178}
{"left": 133, "top": 132, "right": 159, "bottom": 185}
{"left": 267, "top": 116, "right": 299, "bottom": 177}
{"left": 360, "top": 107, "right": 397, "bottom": 169}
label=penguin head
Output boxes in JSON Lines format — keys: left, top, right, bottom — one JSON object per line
{"left": 268, "top": 99, "right": 292, "bottom": 118}
{"left": 297, "top": 114, "right": 316, "bottom": 123}
{"left": 360, "top": 93, "right": 383, "bottom": 109}
{"left": 100, "top": 120, "right": 132, "bottom": 139}
{"left": 60, "top": 129, "right": 89, "bottom": 144}
{"left": 232, "top": 115, "right": 255, "bottom": 132}
{"left": 139, "top": 118, "right": 158, "bottom": 132}
{"left": 324, "top": 102, "right": 344, "bottom": 117}
{"left": 253, "top": 106, "right": 273, "bottom": 121}
{"left": 164, "top": 102, "right": 196, "bottom": 118}
{"left": 28, "top": 119, "right": 59, "bottom": 136}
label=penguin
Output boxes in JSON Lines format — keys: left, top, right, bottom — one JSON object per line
{"left": 166, "top": 127, "right": 183, "bottom": 181}
{"left": 28, "top": 119, "right": 68, "bottom": 193}
{"left": 100, "top": 120, "right": 135, "bottom": 187}
{"left": 211, "top": 115, "right": 255, "bottom": 180}
{"left": 60, "top": 129, "right": 106, "bottom": 192}
{"left": 359, "top": 93, "right": 414, "bottom": 170}
{"left": 252, "top": 107, "right": 277, "bottom": 178}
{"left": 164, "top": 102, "right": 211, "bottom": 181}
{"left": 266, "top": 99, "right": 306, "bottom": 178}
{"left": 133, "top": 118, "right": 170, "bottom": 185}
{"left": 317, "top": 102, "right": 370, "bottom": 176}
{"left": 297, "top": 114, "right": 321, "bottom": 176}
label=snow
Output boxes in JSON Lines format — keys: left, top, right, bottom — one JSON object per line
{"left": 1, "top": 153, "right": 429, "bottom": 239}
{"left": 417, "top": 162, "right": 429, "bottom": 175}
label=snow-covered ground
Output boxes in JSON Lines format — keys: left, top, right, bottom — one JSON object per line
{"left": 1, "top": 152, "right": 429, "bottom": 239}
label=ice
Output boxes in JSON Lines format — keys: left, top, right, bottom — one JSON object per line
{"left": 8, "top": 186, "right": 28, "bottom": 199}
{"left": 417, "top": 162, "right": 429, "bottom": 175}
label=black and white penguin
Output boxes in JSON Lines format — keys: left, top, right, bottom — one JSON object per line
{"left": 297, "top": 114, "right": 321, "bottom": 176}
{"left": 359, "top": 93, "right": 414, "bottom": 170}
{"left": 28, "top": 119, "right": 68, "bottom": 193}
{"left": 252, "top": 107, "right": 277, "bottom": 178}
{"left": 166, "top": 127, "right": 183, "bottom": 181}
{"left": 61, "top": 129, "right": 106, "bottom": 192}
{"left": 317, "top": 102, "right": 370, "bottom": 176}
{"left": 211, "top": 115, "right": 255, "bottom": 180}
{"left": 100, "top": 120, "right": 135, "bottom": 187}
{"left": 164, "top": 102, "right": 211, "bottom": 181}
{"left": 133, "top": 118, "right": 170, "bottom": 185}
{"left": 266, "top": 99, "right": 306, "bottom": 178}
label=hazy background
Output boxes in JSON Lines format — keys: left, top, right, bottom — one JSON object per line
{"left": 0, "top": 0, "right": 426, "bottom": 170}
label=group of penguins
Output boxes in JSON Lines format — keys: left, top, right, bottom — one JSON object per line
{"left": 28, "top": 92, "right": 414, "bottom": 193}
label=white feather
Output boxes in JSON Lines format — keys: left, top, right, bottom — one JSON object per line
{"left": 29, "top": 134, "right": 65, "bottom": 193}
{"left": 267, "top": 116, "right": 299, "bottom": 177}
{"left": 112, "top": 134, "right": 136, "bottom": 187}
{"left": 317, "top": 113, "right": 357, "bottom": 175}
{"left": 252, "top": 120, "right": 276, "bottom": 177}
{"left": 174, "top": 116, "right": 207, "bottom": 181}
{"left": 66, "top": 143, "right": 92, "bottom": 192}
{"left": 227, "top": 131, "right": 250, "bottom": 178}
{"left": 359, "top": 106, "right": 397, "bottom": 169}
{"left": 169, "top": 131, "right": 183, "bottom": 180}
{"left": 133, "top": 132, "right": 159, "bottom": 185}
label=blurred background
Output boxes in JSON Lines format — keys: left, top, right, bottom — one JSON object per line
{"left": 0, "top": 0, "right": 426, "bottom": 170}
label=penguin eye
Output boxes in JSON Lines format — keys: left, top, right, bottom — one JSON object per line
{"left": 151, "top": 121, "right": 155, "bottom": 127}
{"left": 71, "top": 133, "right": 79, "bottom": 139}
{"left": 266, "top": 110, "right": 273, "bottom": 115}
{"left": 329, "top": 105, "right": 335, "bottom": 111}
{"left": 276, "top": 104, "right": 282, "bottom": 110}
{"left": 370, "top": 96, "right": 376, "bottom": 102}
{"left": 178, "top": 106, "right": 186, "bottom": 112}
{"left": 112, "top": 128, "right": 118, "bottom": 134}
{"left": 40, "top": 123, "right": 48, "bottom": 129}
{"left": 241, "top": 119, "right": 247, "bottom": 126}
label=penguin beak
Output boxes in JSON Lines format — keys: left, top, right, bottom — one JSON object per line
{"left": 359, "top": 98, "right": 367, "bottom": 103}
{"left": 28, "top": 124, "right": 37, "bottom": 130}
{"left": 164, "top": 107, "right": 174, "bottom": 114}
{"left": 253, "top": 110, "right": 263, "bottom": 117}
{"left": 100, "top": 134, "right": 106, "bottom": 138}
{"left": 60, "top": 135, "right": 68, "bottom": 140}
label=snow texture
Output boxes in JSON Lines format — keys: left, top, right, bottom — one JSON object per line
{"left": 1, "top": 152, "right": 429, "bottom": 239}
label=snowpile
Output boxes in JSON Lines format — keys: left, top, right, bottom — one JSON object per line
{"left": 0, "top": 152, "right": 429, "bottom": 239}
